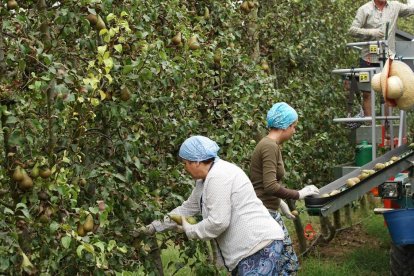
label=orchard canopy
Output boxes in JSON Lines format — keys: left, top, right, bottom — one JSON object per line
{"left": 0, "top": 0, "right": 413, "bottom": 274}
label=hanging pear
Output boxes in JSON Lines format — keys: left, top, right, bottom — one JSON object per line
{"left": 172, "top": 32, "right": 182, "bottom": 45}
{"left": 13, "top": 166, "right": 24, "bottom": 181}
{"left": 86, "top": 14, "right": 98, "bottom": 25}
{"left": 188, "top": 35, "right": 200, "bottom": 50}
{"left": 120, "top": 87, "right": 131, "bottom": 101}
{"left": 261, "top": 60, "right": 270, "bottom": 72}
{"left": 77, "top": 223, "right": 86, "bottom": 237}
{"left": 83, "top": 214, "right": 94, "bottom": 232}
{"left": 7, "top": 0, "right": 18, "bottom": 10}
{"left": 95, "top": 15, "right": 106, "bottom": 31}
{"left": 204, "top": 7, "right": 210, "bottom": 19}
{"left": 19, "top": 175, "right": 33, "bottom": 191}
{"left": 39, "top": 167, "right": 52, "bottom": 179}
{"left": 240, "top": 1, "right": 250, "bottom": 13}
{"left": 214, "top": 49, "right": 222, "bottom": 65}
{"left": 31, "top": 164, "right": 39, "bottom": 178}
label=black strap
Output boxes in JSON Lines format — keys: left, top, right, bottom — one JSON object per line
{"left": 347, "top": 68, "right": 359, "bottom": 115}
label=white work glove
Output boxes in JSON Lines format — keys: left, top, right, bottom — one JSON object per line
{"left": 368, "top": 28, "right": 384, "bottom": 39}
{"left": 181, "top": 216, "right": 193, "bottom": 238}
{"left": 279, "top": 200, "right": 296, "bottom": 220}
{"left": 298, "top": 185, "right": 320, "bottom": 199}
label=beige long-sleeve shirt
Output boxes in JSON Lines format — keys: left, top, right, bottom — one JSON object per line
{"left": 349, "top": 0, "right": 414, "bottom": 63}
{"left": 151, "top": 159, "right": 283, "bottom": 271}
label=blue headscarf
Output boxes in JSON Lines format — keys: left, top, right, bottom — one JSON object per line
{"left": 179, "top": 136, "right": 220, "bottom": 162}
{"left": 266, "top": 102, "right": 298, "bottom": 129}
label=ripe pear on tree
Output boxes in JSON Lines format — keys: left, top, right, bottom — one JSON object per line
{"left": 204, "top": 7, "right": 210, "bottom": 19}
{"left": 83, "top": 214, "right": 94, "bottom": 232}
{"left": 7, "top": 0, "right": 18, "bottom": 10}
{"left": 39, "top": 167, "right": 52, "bottom": 178}
{"left": 13, "top": 166, "right": 24, "bottom": 181}
{"left": 120, "top": 87, "right": 131, "bottom": 101}
{"left": 86, "top": 14, "right": 98, "bottom": 25}
{"left": 95, "top": 15, "right": 106, "bottom": 31}
{"left": 30, "top": 164, "right": 39, "bottom": 178}
{"left": 19, "top": 175, "right": 34, "bottom": 191}
{"left": 172, "top": 32, "right": 182, "bottom": 45}
{"left": 261, "top": 60, "right": 270, "bottom": 72}
{"left": 188, "top": 35, "right": 200, "bottom": 50}
{"left": 77, "top": 223, "right": 86, "bottom": 237}
{"left": 240, "top": 1, "right": 251, "bottom": 13}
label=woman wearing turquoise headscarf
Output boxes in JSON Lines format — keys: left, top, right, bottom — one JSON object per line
{"left": 142, "top": 135, "right": 287, "bottom": 275}
{"left": 250, "top": 102, "right": 320, "bottom": 275}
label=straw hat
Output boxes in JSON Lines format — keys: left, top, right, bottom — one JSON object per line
{"left": 371, "top": 59, "right": 414, "bottom": 110}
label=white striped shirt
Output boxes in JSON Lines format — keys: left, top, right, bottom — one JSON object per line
{"left": 152, "top": 159, "right": 284, "bottom": 271}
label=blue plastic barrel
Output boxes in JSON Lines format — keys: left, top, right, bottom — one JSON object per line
{"left": 383, "top": 209, "right": 414, "bottom": 245}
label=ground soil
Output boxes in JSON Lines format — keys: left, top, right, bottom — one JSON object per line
{"left": 298, "top": 221, "right": 386, "bottom": 260}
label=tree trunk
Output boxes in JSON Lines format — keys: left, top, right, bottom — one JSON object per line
{"left": 148, "top": 238, "right": 164, "bottom": 276}
{"left": 287, "top": 199, "right": 306, "bottom": 253}
{"left": 247, "top": 6, "right": 260, "bottom": 61}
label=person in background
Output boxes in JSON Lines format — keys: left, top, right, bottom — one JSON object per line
{"left": 250, "top": 102, "right": 320, "bottom": 275}
{"left": 348, "top": 0, "right": 414, "bottom": 117}
{"left": 141, "top": 135, "right": 289, "bottom": 275}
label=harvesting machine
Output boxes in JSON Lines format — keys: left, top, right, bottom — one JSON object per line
{"left": 305, "top": 31, "right": 414, "bottom": 274}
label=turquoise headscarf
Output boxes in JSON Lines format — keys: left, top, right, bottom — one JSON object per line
{"left": 179, "top": 136, "right": 220, "bottom": 162}
{"left": 266, "top": 102, "right": 298, "bottom": 129}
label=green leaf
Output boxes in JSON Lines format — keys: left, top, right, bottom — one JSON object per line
{"left": 83, "top": 243, "right": 95, "bottom": 254}
{"left": 107, "top": 13, "right": 116, "bottom": 22}
{"left": 117, "top": 245, "right": 127, "bottom": 254}
{"left": 122, "top": 65, "right": 133, "bottom": 74}
{"left": 114, "top": 44, "right": 123, "bottom": 53}
{"left": 94, "top": 241, "right": 105, "bottom": 252}
{"left": 3, "top": 207, "right": 14, "bottom": 215}
{"left": 97, "top": 45, "right": 107, "bottom": 56}
{"left": 88, "top": 207, "right": 99, "bottom": 214}
{"left": 113, "top": 173, "right": 126, "bottom": 182}
{"left": 76, "top": 245, "right": 84, "bottom": 257}
{"left": 108, "top": 240, "right": 116, "bottom": 252}
{"left": 61, "top": 236, "right": 71, "bottom": 249}
{"left": 50, "top": 221, "right": 60, "bottom": 233}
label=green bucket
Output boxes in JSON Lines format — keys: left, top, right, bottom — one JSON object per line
{"left": 355, "top": 140, "right": 372, "bottom": 166}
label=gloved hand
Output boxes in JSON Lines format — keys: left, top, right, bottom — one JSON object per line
{"left": 298, "top": 185, "right": 319, "bottom": 199}
{"left": 368, "top": 28, "right": 384, "bottom": 39}
{"left": 181, "top": 216, "right": 193, "bottom": 238}
{"left": 279, "top": 200, "right": 295, "bottom": 220}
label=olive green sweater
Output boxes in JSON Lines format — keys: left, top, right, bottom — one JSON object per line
{"left": 250, "top": 137, "right": 299, "bottom": 210}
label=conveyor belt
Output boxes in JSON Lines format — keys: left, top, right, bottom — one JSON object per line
{"left": 305, "top": 144, "right": 414, "bottom": 216}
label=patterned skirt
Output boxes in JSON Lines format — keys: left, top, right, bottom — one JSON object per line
{"left": 232, "top": 239, "right": 284, "bottom": 276}
{"left": 269, "top": 210, "right": 300, "bottom": 275}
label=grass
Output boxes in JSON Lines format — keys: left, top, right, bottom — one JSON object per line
{"left": 299, "top": 214, "right": 391, "bottom": 276}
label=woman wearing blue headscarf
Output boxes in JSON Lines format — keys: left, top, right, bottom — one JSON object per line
{"left": 250, "top": 102, "right": 320, "bottom": 275}
{"left": 142, "top": 135, "right": 286, "bottom": 275}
